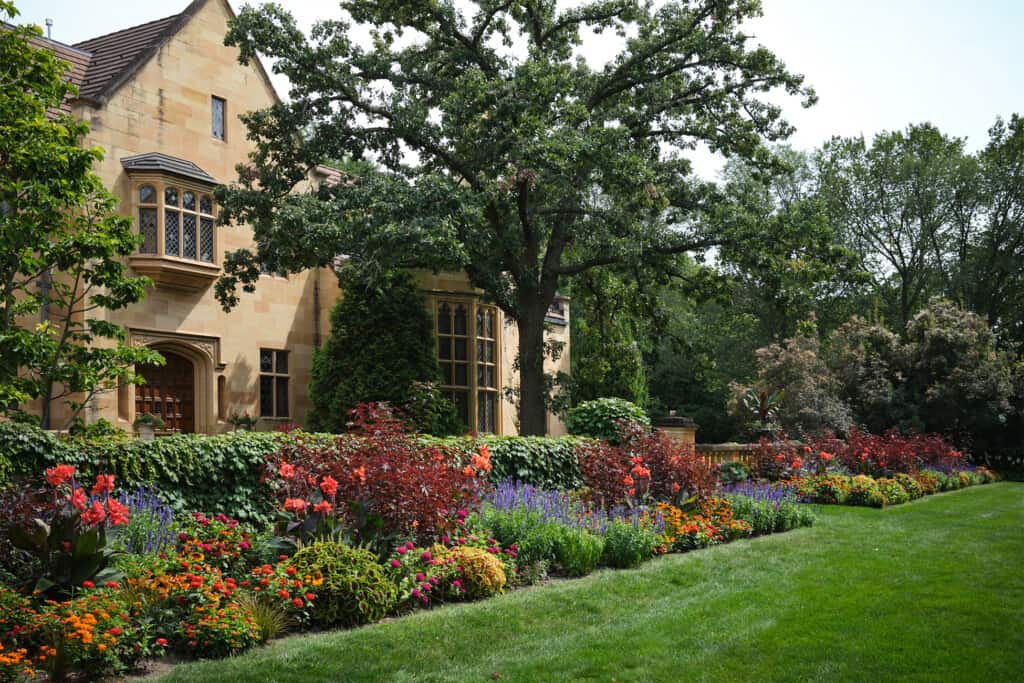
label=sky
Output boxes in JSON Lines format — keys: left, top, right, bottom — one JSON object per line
{"left": 15, "top": 0, "right": 1024, "bottom": 178}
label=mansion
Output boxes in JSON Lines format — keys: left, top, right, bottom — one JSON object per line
{"left": 30, "top": 0, "right": 570, "bottom": 436}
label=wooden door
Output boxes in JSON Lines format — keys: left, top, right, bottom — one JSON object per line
{"left": 135, "top": 351, "right": 195, "bottom": 433}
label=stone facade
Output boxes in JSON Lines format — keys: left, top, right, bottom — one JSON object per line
{"left": 34, "top": 0, "right": 569, "bottom": 436}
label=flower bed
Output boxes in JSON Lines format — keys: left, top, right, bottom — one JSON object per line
{"left": 0, "top": 408, "right": 820, "bottom": 680}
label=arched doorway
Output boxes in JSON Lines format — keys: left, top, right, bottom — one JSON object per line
{"left": 135, "top": 350, "right": 195, "bottom": 433}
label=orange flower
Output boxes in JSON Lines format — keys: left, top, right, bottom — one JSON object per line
{"left": 81, "top": 500, "right": 106, "bottom": 526}
{"left": 319, "top": 475, "right": 338, "bottom": 498}
{"left": 623, "top": 475, "right": 634, "bottom": 487}
{"left": 283, "top": 498, "right": 308, "bottom": 513}
{"left": 314, "top": 500, "right": 332, "bottom": 515}
{"left": 279, "top": 462, "right": 295, "bottom": 479}
{"left": 91, "top": 474, "right": 115, "bottom": 496}
{"left": 107, "top": 497, "right": 130, "bottom": 526}
{"left": 45, "top": 464, "right": 75, "bottom": 488}
{"left": 351, "top": 466, "right": 367, "bottom": 484}
{"left": 71, "top": 487, "right": 87, "bottom": 511}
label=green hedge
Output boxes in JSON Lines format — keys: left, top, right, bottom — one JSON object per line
{"left": 421, "top": 435, "right": 585, "bottom": 491}
{"left": 0, "top": 423, "right": 586, "bottom": 524}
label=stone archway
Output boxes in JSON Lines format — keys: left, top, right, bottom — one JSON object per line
{"left": 135, "top": 350, "right": 195, "bottom": 433}
{"left": 129, "top": 330, "right": 222, "bottom": 434}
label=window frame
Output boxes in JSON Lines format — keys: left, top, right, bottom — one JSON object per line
{"left": 435, "top": 298, "right": 501, "bottom": 433}
{"left": 211, "top": 95, "right": 227, "bottom": 142}
{"left": 130, "top": 177, "right": 219, "bottom": 267}
{"left": 258, "top": 348, "right": 290, "bottom": 419}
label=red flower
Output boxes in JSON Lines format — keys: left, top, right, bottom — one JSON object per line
{"left": 791, "top": 457, "right": 803, "bottom": 470}
{"left": 279, "top": 462, "right": 296, "bottom": 479}
{"left": 820, "top": 452, "right": 834, "bottom": 462}
{"left": 107, "top": 497, "right": 130, "bottom": 526}
{"left": 314, "top": 500, "right": 332, "bottom": 514}
{"left": 277, "top": 589, "right": 289, "bottom": 599}
{"left": 105, "top": 581, "right": 119, "bottom": 589}
{"left": 71, "top": 487, "right": 87, "bottom": 512}
{"left": 286, "top": 566, "right": 298, "bottom": 576}
{"left": 319, "top": 475, "right": 338, "bottom": 498}
{"left": 45, "top": 464, "right": 75, "bottom": 488}
{"left": 671, "top": 482, "right": 681, "bottom": 493}
{"left": 109, "top": 627, "right": 123, "bottom": 636}
{"left": 81, "top": 500, "right": 106, "bottom": 526}
{"left": 623, "top": 475, "right": 634, "bottom": 487}
{"left": 82, "top": 580, "right": 95, "bottom": 589}
{"left": 155, "top": 638, "right": 168, "bottom": 647}
{"left": 91, "top": 474, "right": 115, "bottom": 496}
{"left": 292, "top": 597, "right": 304, "bottom": 608}
{"left": 305, "top": 592, "right": 315, "bottom": 601}
{"left": 283, "top": 498, "right": 308, "bottom": 513}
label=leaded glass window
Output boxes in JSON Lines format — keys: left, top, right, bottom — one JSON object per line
{"left": 138, "top": 207, "right": 157, "bottom": 254}
{"left": 135, "top": 183, "right": 216, "bottom": 264}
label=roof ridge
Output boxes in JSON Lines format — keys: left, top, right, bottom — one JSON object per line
{"left": 3, "top": 22, "right": 93, "bottom": 55}
{"left": 71, "top": 12, "right": 180, "bottom": 49}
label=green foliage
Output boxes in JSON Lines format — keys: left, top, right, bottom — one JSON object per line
{"left": 725, "top": 494, "right": 815, "bottom": 535}
{"left": 600, "top": 521, "right": 658, "bottom": 569}
{"left": 797, "top": 475, "right": 851, "bottom": 505}
{"left": 894, "top": 473, "right": 924, "bottom": 500}
{"left": 421, "top": 435, "right": 584, "bottom": 491}
{"left": 401, "top": 381, "right": 465, "bottom": 436}
{"left": 846, "top": 475, "right": 885, "bottom": 508}
{"left": 477, "top": 505, "right": 562, "bottom": 572}
{"left": 289, "top": 542, "right": 397, "bottom": 627}
{"left": 565, "top": 398, "right": 649, "bottom": 443}
{"left": 234, "top": 592, "right": 293, "bottom": 644}
{"left": 215, "top": 1, "right": 813, "bottom": 435}
{"left": 0, "top": 5, "right": 161, "bottom": 426}
{"left": 876, "top": 478, "right": 910, "bottom": 505}
{"left": 553, "top": 527, "right": 605, "bottom": 578}
{"left": 0, "top": 422, "right": 296, "bottom": 524}
{"left": 308, "top": 270, "right": 459, "bottom": 434}
{"left": 717, "top": 461, "right": 750, "bottom": 485}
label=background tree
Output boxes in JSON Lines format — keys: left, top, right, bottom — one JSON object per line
{"left": 817, "top": 124, "right": 971, "bottom": 327}
{"left": 0, "top": 2, "right": 160, "bottom": 428}
{"left": 215, "top": 0, "right": 815, "bottom": 435}
{"left": 308, "top": 269, "right": 462, "bottom": 434}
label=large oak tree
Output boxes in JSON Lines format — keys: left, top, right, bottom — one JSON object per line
{"left": 215, "top": 0, "right": 814, "bottom": 435}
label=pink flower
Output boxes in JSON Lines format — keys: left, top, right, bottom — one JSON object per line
{"left": 411, "top": 589, "right": 421, "bottom": 598}
{"left": 416, "top": 573, "right": 425, "bottom": 582}
{"left": 396, "top": 546, "right": 407, "bottom": 555}
{"left": 421, "top": 551, "right": 432, "bottom": 561}
{"left": 391, "top": 559, "right": 401, "bottom": 568}
{"left": 406, "top": 541, "right": 415, "bottom": 549}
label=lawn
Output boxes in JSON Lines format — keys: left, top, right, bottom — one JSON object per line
{"left": 157, "top": 483, "right": 1024, "bottom": 682}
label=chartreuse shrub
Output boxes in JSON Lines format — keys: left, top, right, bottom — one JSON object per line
{"left": 436, "top": 545, "right": 506, "bottom": 599}
{"left": 846, "top": 475, "right": 885, "bottom": 507}
{"left": 288, "top": 542, "right": 397, "bottom": 627}
{"left": 565, "top": 398, "right": 649, "bottom": 443}
{"left": 876, "top": 478, "right": 910, "bottom": 505}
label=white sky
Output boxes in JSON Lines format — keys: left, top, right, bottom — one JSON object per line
{"left": 16, "top": 0, "right": 1024, "bottom": 178}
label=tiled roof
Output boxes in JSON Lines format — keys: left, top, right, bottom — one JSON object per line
{"left": 72, "top": 10, "right": 189, "bottom": 103}
{"left": 3, "top": 24, "right": 91, "bottom": 114}
{"left": 121, "top": 152, "right": 217, "bottom": 184}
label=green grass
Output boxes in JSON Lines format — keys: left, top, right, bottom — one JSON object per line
{"left": 158, "top": 483, "right": 1024, "bottom": 682}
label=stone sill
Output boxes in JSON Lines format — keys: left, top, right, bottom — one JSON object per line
{"left": 130, "top": 254, "right": 220, "bottom": 291}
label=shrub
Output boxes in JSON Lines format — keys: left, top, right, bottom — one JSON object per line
{"left": 577, "top": 422, "right": 716, "bottom": 508}
{"left": 266, "top": 405, "right": 490, "bottom": 543}
{"left": 37, "top": 589, "right": 154, "bottom": 678}
{"left": 437, "top": 545, "right": 506, "bottom": 599}
{"left": 846, "top": 475, "right": 885, "bottom": 507}
{"left": 177, "top": 602, "right": 260, "bottom": 659}
{"left": 876, "top": 478, "right": 909, "bottom": 505}
{"left": 797, "top": 475, "right": 851, "bottom": 505}
{"left": 894, "top": 473, "right": 924, "bottom": 499}
{"left": 307, "top": 270, "right": 455, "bottom": 434}
{"left": 722, "top": 483, "right": 815, "bottom": 534}
{"left": 553, "top": 527, "right": 605, "bottom": 577}
{"left": 232, "top": 593, "right": 292, "bottom": 644}
{"left": 600, "top": 520, "right": 659, "bottom": 569}
{"left": 421, "top": 435, "right": 584, "bottom": 491}
{"left": 749, "top": 437, "right": 802, "bottom": 481}
{"left": 718, "top": 460, "right": 749, "bottom": 485}
{"left": 288, "top": 542, "right": 397, "bottom": 627}
{"left": 913, "top": 470, "right": 941, "bottom": 495}
{"left": 109, "top": 485, "right": 176, "bottom": 556}
{"left": 478, "top": 504, "right": 563, "bottom": 570}
{"left": 808, "top": 428, "right": 965, "bottom": 478}
{"left": 566, "top": 398, "right": 649, "bottom": 443}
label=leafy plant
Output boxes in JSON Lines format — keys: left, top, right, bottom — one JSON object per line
{"left": 601, "top": 520, "right": 659, "bottom": 569}
{"left": 6, "top": 466, "right": 128, "bottom": 596}
{"left": 718, "top": 461, "right": 750, "bottom": 485}
{"left": 566, "top": 398, "right": 649, "bottom": 443}
{"left": 436, "top": 545, "right": 506, "bottom": 599}
{"left": 132, "top": 412, "right": 165, "bottom": 430}
{"left": 846, "top": 475, "right": 885, "bottom": 507}
{"left": 553, "top": 527, "right": 604, "bottom": 577}
{"left": 288, "top": 542, "right": 397, "bottom": 627}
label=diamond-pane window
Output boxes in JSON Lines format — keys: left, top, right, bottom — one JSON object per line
{"left": 165, "top": 210, "right": 179, "bottom": 256}
{"left": 199, "top": 217, "right": 214, "bottom": 263}
{"left": 200, "top": 195, "right": 212, "bottom": 215}
{"left": 138, "top": 208, "right": 157, "bottom": 254}
{"left": 182, "top": 191, "right": 195, "bottom": 211}
{"left": 182, "top": 214, "right": 196, "bottom": 259}
{"left": 139, "top": 185, "right": 156, "bottom": 203}
{"left": 164, "top": 187, "right": 178, "bottom": 206}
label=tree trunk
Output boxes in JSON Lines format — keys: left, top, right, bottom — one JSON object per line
{"left": 516, "top": 309, "right": 549, "bottom": 436}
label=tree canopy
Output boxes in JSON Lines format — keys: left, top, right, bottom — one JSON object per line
{"left": 216, "top": 0, "right": 815, "bottom": 434}
{"left": 0, "top": 1, "right": 161, "bottom": 427}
